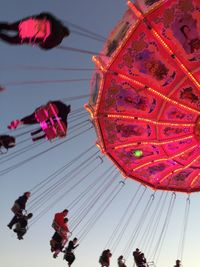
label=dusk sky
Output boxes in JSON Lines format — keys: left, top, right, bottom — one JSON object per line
{"left": 1, "top": 1, "right": 200, "bottom": 267}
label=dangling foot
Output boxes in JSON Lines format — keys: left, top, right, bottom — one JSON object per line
{"left": 53, "top": 250, "right": 60, "bottom": 258}
{"left": 7, "top": 224, "right": 12, "bottom": 229}
{"left": 7, "top": 120, "right": 21, "bottom": 130}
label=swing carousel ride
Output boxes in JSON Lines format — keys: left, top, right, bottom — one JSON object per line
{"left": 1, "top": 1, "right": 200, "bottom": 267}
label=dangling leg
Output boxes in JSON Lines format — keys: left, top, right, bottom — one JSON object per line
{"left": 21, "top": 113, "right": 37, "bottom": 125}
{"left": 31, "top": 128, "right": 43, "bottom": 136}
{"left": 53, "top": 249, "right": 60, "bottom": 258}
{"left": 8, "top": 112, "right": 37, "bottom": 130}
{"left": 50, "top": 239, "right": 56, "bottom": 252}
{"left": 32, "top": 133, "right": 46, "bottom": 142}
{"left": 53, "top": 241, "right": 62, "bottom": 258}
{"left": 0, "top": 21, "right": 20, "bottom": 31}
{"left": 52, "top": 234, "right": 63, "bottom": 258}
{"left": 16, "top": 228, "right": 26, "bottom": 240}
{"left": 69, "top": 253, "right": 75, "bottom": 266}
{"left": 7, "top": 214, "right": 20, "bottom": 229}
{"left": 0, "top": 21, "right": 22, "bottom": 45}
{"left": 31, "top": 128, "right": 47, "bottom": 142}
{"left": 0, "top": 33, "right": 22, "bottom": 45}
{"left": 7, "top": 112, "right": 38, "bottom": 130}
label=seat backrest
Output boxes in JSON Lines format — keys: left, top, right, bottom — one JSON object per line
{"left": 35, "top": 106, "right": 49, "bottom": 122}
{"left": 47, "top": 103, "right": 59, "bottom": 117}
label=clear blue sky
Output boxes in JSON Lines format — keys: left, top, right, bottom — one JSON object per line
{"left": 0, "top": 1, "right": 200, "bottom": 267}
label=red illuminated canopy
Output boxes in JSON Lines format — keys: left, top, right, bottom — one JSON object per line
{"left": 86, "top": 0, "right": 200, "bottom": 193}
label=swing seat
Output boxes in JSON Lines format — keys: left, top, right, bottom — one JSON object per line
{"left": 35, "top": 106, "right": 49, "bottom": 122}
{"left": 44, "top": 126, "right": 57, "bottom": 140}
{"left": 46, "top": 103, "right": 59, "bottom": 118}
{"left": 35, "top": 103, "right": 58, "bottom": 123}
{"left": 43, "top": 121, "right": 66, "bottom": 140}
{"left": 35, "top": 102, "right": 66, "bottom": 140}
{"left": 54, "top": 121, "right": 67, "bottom": 137}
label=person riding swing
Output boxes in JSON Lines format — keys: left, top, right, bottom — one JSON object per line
{"left": 63, "top": 237, "right": 79, "bottom": 267}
